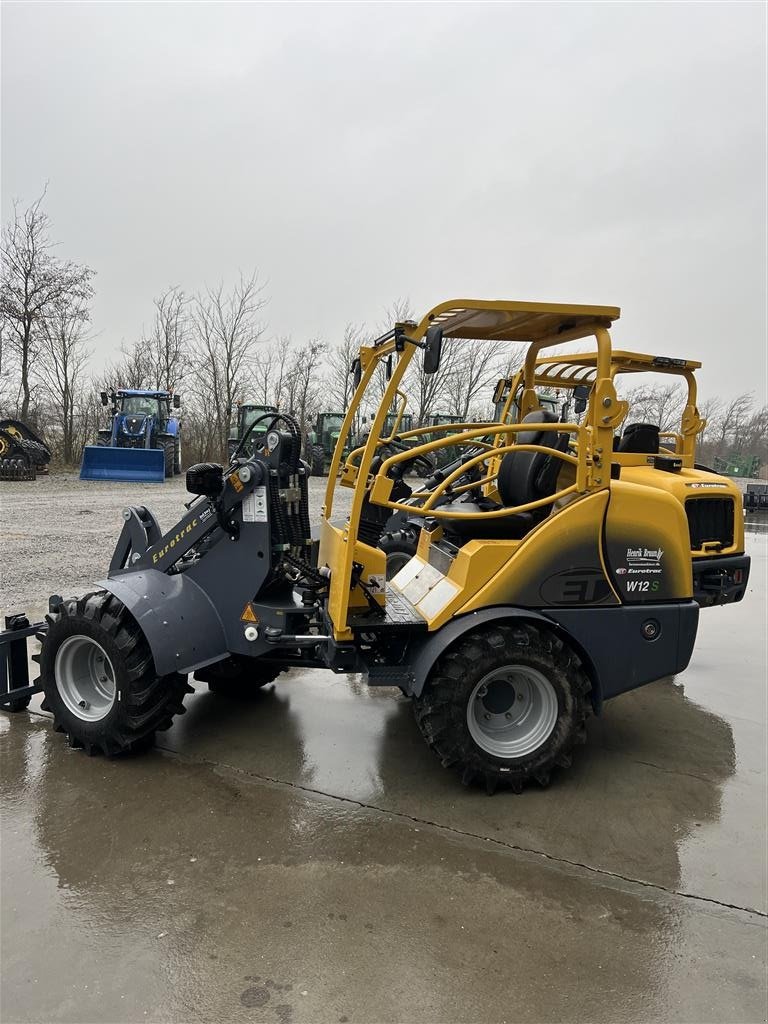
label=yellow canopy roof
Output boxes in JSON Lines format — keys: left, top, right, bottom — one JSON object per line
{"left": 419, "top": 299, "right": 620, "bottom": 342}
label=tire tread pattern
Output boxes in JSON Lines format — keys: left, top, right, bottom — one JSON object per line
{"left": 37, "top": 590, "right": 191, "bottom": 756}
{"left": 413, "top": 623, "right": 591, "bottom": 794}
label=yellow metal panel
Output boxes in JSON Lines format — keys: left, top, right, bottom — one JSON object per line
{"left": 604, "top": 481, "right": 693, "bottom": 600}
{"left": 619, "top": 467, "right": 744, "bottom": 556}
{"left": 415, "top": 299, "right": 620, "bottom": 343}
{"left": 458, "top": 492, "right": 616, "bottom": 615}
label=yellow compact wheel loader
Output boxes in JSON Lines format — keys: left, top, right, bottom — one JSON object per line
{"left": 30, "top": 299, "right": 750, "bottom": 792}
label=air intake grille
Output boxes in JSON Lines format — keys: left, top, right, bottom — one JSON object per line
{"left": 686, "top": 498, "right": 734, "bottom": 550}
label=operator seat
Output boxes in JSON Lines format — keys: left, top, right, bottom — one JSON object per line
{"left": 444, "top": 410, "right": 566, "bottom": 542}
{"left": 617, "top": 422, "right": 660, "bottom": 454}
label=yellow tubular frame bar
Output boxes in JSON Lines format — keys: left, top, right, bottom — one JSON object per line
{"left": 499, "top": 354, "right": 703, "bottom": 464}
{"left": 322, "top": 309, "right": 622, "bottom": 634}
{"left": 372, "top": 422, "right": 583, "bottom": 518}
{"left": 344, "top": 421, "right": 495, "bottom": 473}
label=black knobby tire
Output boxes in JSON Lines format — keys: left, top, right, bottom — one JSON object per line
{"left": 37, "top": 591, "right": 191, "bottom": 755}
{"left": 414, "top": 623, "right": 591, "bottom": 794}
{"left": 162, "top": 438, "right": 174, "bottom": 478}
{"left": 17, "top": 438, "right": 50, "bottom": 468}
{"left": 310, "top": 444, "right": 326, "bottom": 476}
{"left": 195, "top": 655, "right": 284, "bottom": 698}
{"left": 173, "top": 436, "right": 182, "bottom": 475}
{"left": 379, "top": 527, "right": 420, "bottom": 580}
{"left": 96, "top": 430, "right": 111, "bottom": 447}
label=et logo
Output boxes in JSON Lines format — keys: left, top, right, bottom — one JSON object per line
{"left": 539, "top": 568, "right": 614, "bottom": 606}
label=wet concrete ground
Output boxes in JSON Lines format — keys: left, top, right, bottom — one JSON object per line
{"left": 1, "top": 477, "right": 767, "bottom": 1022}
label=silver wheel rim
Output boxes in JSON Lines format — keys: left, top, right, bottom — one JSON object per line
{"left": 467, "top": 665, "right": 558, "bottom": 759}
{"left": 55, "top": 635, "right": 117, "bottom": 722}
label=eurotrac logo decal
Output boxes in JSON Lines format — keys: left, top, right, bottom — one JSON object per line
{"left": 618, "top": 545, "right": 664, "bottom": 594}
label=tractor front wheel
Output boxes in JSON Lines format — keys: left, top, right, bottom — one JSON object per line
{"left": 311, "top": 444, "right": 325, "bottom": 476}
{"left": 414, "top": 623, "right": 590, "bottom": 793}
{"left": 162, "top": 439, "right": 174, "bottom": 478}
{"left": 38, "top": 592, "right": 191, "bottom": 755}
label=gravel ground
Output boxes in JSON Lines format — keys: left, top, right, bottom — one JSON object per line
{"left": 0, "top": 471, "right": 353, "bottom": 616}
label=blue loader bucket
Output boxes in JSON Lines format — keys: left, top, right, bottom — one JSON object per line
{"left": 79, "top": 445, "right": 166, "bottom": 483}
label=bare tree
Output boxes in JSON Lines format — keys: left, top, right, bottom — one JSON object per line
{"left": 443, "top": 340, "right": 499, "bottom": 420}
{"left": 102, "top": 340, "right": 152, "bottom": 392}
{"left": 0, "top": 191, "right": 94, "bottom": 421}
{"left": 622, "top": 381, "right": 687, "bottom": 433}
{"left": 250, "top": 336, "right": 292, "bottom": 408}
{"left": 402, "top": 341, "right": 458, "bottom": 426}
{"left": 326, "top": 323, "right": 363, "bottom": 411}
{"left": 283, "top": 340, "right": 326, "bottom": 435}
{"left": 190, "top": 271, "right": 267, "bottom": 453}
{"left": 0, "top": 321, "right": 15, "bottom": 414}
{"left": 38, "top": 293, "right": 92, "bottom": 463}
{"left": 143, "top": 286, "right": 190, "bottom": 394}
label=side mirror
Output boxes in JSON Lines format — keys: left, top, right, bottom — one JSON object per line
{"left": 173, "top": 394, "right": 181, "bottom": 409}
{"left": 351, "top": 358, "right": 362, "bottom": 388}
{"left": 573, "top": 385, "right": 590, "bottom": 415}
{"left": 423, "top": 326, "right": 443, "bottom": 375}
{"left": 100, "top": 391, "right": 108, "bottom": 406}
{"left": 491, "top": 379, "right": 506, "bottom": 405}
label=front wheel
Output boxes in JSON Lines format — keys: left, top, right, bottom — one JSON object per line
{"left": 414, "top": 623, "right": 590, "bottom": 793}
{"left": 162, "top": 438, "right": 174, "bottom": 478}
{"left": 311, "top": 444, "right": 325, "bottom": 476}
{"left": 38, "top": 592, "right": 191, "bottom": 755}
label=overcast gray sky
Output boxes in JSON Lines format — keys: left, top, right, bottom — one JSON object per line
{"left": 2, "top": 1, "right": 766, "bottom": 401}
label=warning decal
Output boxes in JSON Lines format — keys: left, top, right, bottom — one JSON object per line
{"left": 240, "top": 603, "right": 259, "bottom": 623}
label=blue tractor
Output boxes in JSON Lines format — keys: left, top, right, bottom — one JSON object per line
{"left": 80, "top": 389, "right": 182, "bottom": 483}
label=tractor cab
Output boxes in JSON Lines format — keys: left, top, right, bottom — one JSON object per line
{"left": 229, "top": 401, "right": 278, "bottom": 459}
{"left": 492, "top": 378, "right": 561, "bottom": 423}
{"left": 308, "top": 412, "right": 346, "bottom": 475}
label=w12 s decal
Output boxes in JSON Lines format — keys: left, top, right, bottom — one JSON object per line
{"left": 625, "top": 578, "right": 660, "bottom": 593}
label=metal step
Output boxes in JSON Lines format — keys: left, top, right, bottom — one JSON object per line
{"left": 348, "top": 585, "right": 427, "bottom": 633}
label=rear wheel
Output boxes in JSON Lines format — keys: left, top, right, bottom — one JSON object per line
{"left": 195, "top": 655, "right": 284, "bottom": 697}
{"left": 173, "top": 437, "right": 182, "bottom": 475}
{"left": 379, "top": 526, "right": 419, "bottom": 580}
{"left": 311, "top": 444, "right": 325, "bottom": 476}
{"left": 38, "top": 592, "right": 191, "bottom": 755}
{"left": 414, "top": 623, "right": 590, "bottom": 793}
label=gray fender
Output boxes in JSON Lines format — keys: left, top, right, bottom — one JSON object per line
{"left": 99, "top": 569, "right": 228, "bottom": 676}
{"left": 406, "top": 606, "right": 602, "bottom": 708}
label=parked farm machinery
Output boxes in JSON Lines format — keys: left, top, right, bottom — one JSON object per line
{"left": 0, "top": 420, "right": 51, "bottom": 481}
{"left": 307, "top": 412, "right": 347, "bottom": 475}
{"left": 80, "top": 389, "right": 182, "bottom": 483}
{"left": 228, "top": 401, "right": 278, "bottom": 460}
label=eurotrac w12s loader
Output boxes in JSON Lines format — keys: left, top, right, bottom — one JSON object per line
{"left": 31, "top": 300, "right": 750, "bottom": 792}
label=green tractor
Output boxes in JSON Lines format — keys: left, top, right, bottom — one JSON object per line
{"left": 492, "top": 377, "right": 562, "bottom": 423}
{"left": 713, "top": 453, "right": 762, "bottom": 478}
{"left": 228, "top": 402, "right": 278, "bottom": 460}
{"left": 307, "top": 412, "right": 346, "bottom": 476}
